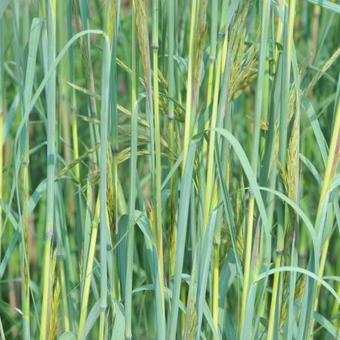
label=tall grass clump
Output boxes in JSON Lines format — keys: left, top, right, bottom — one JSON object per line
{"left": 0, "top": 0, "right": 340, "bottom": 339}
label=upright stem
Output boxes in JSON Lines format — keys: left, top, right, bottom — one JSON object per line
{"left": 202, "top": 0, "right": 218, "bottom": 174}
{"left": 78, "top": 199, "right": 100, "bottom": 339}
{"left": 203, "top": 34, "right": 223, "bottom": 329}
{"left": 308, "top": 92, "right": 340, "bottom": 337}
{"left": 40, "top": 1, "right": 56, "bottom": 339}
{"left": 58, "top": 0, "right": 74, "bottom": 224}
{"left": 125, "top": 4, "right": 137, "bottom": 338}
{"left": 168, "top": 0, "right": 176, "bottom": 280}
{"left": 206, "top": 0, "right": 218, "bottom": 109}
{"left": 274, "top": 0, "right": 284, "bottom": 66}
{"left": 240, "top": 0, "right": 270, "bottom": 331}
{"left": 99, "top": 38, "right": 111, "bottom": 339}
{"left": 0, "top": 11, "right": 4, "bottom": 270}
{"left": 152, "top": 0, "right": 166, "bottom": 336}
{"left": 22, "top": 20, "right": 40, "bottom": 339}
{"left": 67, "top": 1, "right": 80, "bottom": 188}
{"left": 267, "top": 0, "right": 296, "bottom": 338}
{"left": 203, "top": 44, "right": 222, "bottom": 231}
{"left": 182, "top": 0, "right": 197, "bottom": 168}
{"left": 309, "top": 4, "right": 320, "bottom": 63}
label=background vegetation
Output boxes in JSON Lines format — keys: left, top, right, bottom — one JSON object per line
{"left": 0, "top": 0, "right": 340, "bottom": 339}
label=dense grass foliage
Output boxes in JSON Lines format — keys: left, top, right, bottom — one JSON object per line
{"left": 0, "top": 0, "right": 340, "bottom": 339}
